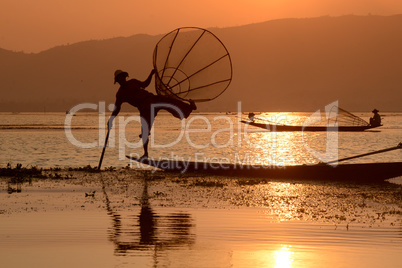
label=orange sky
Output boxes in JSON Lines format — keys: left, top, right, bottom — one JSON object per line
{"left": 1, "top": 0, "right": 402, "bottom": 53}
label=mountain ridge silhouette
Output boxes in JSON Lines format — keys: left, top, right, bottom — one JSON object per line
{"left": 1, "top": 15, "right": 401, "bottom": 112}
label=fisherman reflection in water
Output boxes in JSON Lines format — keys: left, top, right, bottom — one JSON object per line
{"left": 108, "top": 69, "right": 197, "bottom": 159}
{"left": 103, "top": 176, "right": 195, "bottom": 254}
{"left": 370, "top": 109, "right": 382, "bottom": 127}
{"left": 139, "top": 178, "right": 156, "bottom": 245}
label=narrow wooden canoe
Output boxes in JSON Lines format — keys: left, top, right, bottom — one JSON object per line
{"left": 126, "top": 156, "right": 402, "bottom": 182}
{"left": 241, "top": 120, "right": 380, "bottom": 132}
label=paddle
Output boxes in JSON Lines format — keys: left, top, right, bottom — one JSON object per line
{"left": 325, "top": 142, "right": 402, "bottom": 165}
{"left": 98, "top": 123, "right": 112, "bottom": 170}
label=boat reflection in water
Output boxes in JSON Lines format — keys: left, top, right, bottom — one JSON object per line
{"left": 102, "top": 178, "right": 195, "bottom": 255}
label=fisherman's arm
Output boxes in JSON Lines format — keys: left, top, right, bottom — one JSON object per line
{"left": 138, "top": 69, "right": 156, "bottom": 88}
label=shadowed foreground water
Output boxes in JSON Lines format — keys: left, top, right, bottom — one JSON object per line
{"left": 1, "top": 170, "right": 402, "bottom": 268}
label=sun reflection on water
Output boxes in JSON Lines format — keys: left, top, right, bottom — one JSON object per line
{"left": 244, "top": 126, "right": 326, "bottom": 166}
{"left": 242, "top": 112, "right": 340, "bottom": 166}
{"left": 274, "top": 245, "right": 293, "bottom": 268}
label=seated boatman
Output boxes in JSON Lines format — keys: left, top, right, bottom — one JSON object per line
{"left": 108, "top": 69, "right": 197, "bottom": 159}
{"left": 369, "top": 108, "right": 381, "bottom": 127}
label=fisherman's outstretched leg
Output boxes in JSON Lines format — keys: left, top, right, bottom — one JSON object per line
{"left": 153, "top": 96, "right": 197, "bottom": 119}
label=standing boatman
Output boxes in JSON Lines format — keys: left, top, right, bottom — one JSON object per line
{"left": 108, "top": 69, "right": 196, "bottom": 159}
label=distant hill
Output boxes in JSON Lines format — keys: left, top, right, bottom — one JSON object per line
{"left": 1, "top": 15, "right": 401, "bottom": 112}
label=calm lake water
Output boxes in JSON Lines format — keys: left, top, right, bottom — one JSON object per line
{"left": 0, "top": 111, "right": 401, "bottom": 168}
{"left": 1, "top": 111, "right": 401, "bottom": 267}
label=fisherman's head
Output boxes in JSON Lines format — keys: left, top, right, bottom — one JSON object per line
{"left": 114, "top": 70, "right": 128, "bottom": 84}
{"left": 372, "top": 109, "right": 379, "bottom": 114}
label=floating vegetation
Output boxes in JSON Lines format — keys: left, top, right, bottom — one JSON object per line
{"left": 237, "top": 179, "right": 268, "bottom": 186}
{"left": 153, "top": 191, "right": 167, "bottom": 197}
{"left": 67, "top": 165, "right": 99, "bottom": 173}
{"left": 191, "top": 179, "right": 225, "bottom": 188}
{"left": 0, "top": 163, "right": 111, "bottom": 182}
{"left": 171, "top": 178, "right": 188, "bottom": 184}
{"left": 104, "top": 166, "right": 116, "bottom": 171}
{"left": 0, "top": 163, "right": 45, "bottom": 179}
{"left": 7, "top": 182, "right": 22, "bottom": 194}
{"left": 85, "top": 191, "right": 96, "bottom": 197}
{"left": 47, "top": 173, "right": 76, "bottom": 180}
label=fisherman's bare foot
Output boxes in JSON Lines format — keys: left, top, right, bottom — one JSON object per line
{"left": 139, "top": 154, "right": 148, "bottom": 160}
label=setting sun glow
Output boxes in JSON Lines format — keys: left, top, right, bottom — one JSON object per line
{"left": 274, "top": 246, "right": 293, "bottom": 268}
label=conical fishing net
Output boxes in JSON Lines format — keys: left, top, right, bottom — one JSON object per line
{"left": 153, "top": 27, "right": 232, "bottom": 102}
{"left": 311, "top": 106, "right": 369, "bottom": 126}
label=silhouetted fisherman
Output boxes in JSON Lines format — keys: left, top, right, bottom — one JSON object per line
{"left": 248, "top": 112, "right": 255, "bottom": 122}
{"left": 369, "top": 109, "right": 381, "bottom": 127}
{"left": 108, "top": 69, "right": 196, "bottom": 158}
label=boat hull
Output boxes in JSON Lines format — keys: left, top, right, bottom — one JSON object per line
{"left": 127, "top": 156, "right": 402, "bottom": 182}
{"left": 241, "top": 121, "right": 378, "bottom": 132}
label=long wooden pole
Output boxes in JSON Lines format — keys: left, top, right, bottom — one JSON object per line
{"left": 98, "top": 125, "right": 111, "bottom": 170}
{"left": 326, "top": 142, "right": 402, "bottom": 165}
